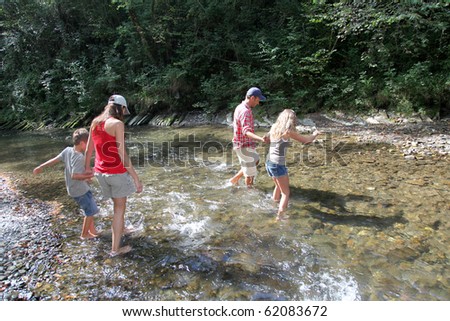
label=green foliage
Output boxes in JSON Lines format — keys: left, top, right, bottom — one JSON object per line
{"left": 309, "top": 1, "right": 449, "bottom": 116}
{"left": 1, "top": 0, "right": 449, "bottom": 129}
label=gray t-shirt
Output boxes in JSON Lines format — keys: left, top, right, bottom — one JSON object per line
{"left": 268, "top": 138, "right": 291, "bottom": 165}
{"left": 57, "top": 147, "right": 90, "bottom": 198}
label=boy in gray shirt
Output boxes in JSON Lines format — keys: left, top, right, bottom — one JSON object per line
{"left": 33, "top": 128, "right": 100, "bottom": 239}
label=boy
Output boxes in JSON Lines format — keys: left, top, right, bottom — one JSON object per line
{"left": 33, "top": 128, "right": 100, "bottom": 239}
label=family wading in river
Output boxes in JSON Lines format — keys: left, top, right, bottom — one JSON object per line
{"left": 34, "top": 88, "right": 320, "bottom": 256}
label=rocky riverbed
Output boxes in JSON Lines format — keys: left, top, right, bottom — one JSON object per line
{"left": 0, "top": 175, "right": 66, "bottom": 300}
{"left": 0, "top": 112, "right": 448, "bottom": 301}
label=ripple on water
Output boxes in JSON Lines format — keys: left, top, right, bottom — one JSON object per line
{"left": 2, "top": 127, "right": 448, "bottom": 301}
{"left": 297, "top": 269, "right": 361, "bottom": 301}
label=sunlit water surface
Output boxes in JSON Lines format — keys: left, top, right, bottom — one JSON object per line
{"left": 1, "top": 126, "right": 448, "bottom": 300}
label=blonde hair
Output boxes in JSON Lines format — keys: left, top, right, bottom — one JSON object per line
{"left": 91, "top": 102, "right": 124, "bottom": 129}
{"left": 270, "top": 109, "right": 298, "bottom": 140}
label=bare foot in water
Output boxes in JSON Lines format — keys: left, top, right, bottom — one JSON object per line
{"left": 276, "top": 213, "right": 289, "bottom": 222}
{"left": 229, "top": 171, "right": 244, "bottom": 186}
{"left": 123, "top": 227, "right": 137, "bottom": 236}
{"left": 110, "top": 245, "right": 132, "bottom": 257}
{"left": 80, "top": 231, "right": 101, "bottom": 240}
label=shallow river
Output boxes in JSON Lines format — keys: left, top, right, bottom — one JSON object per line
{"left": 1, "top": 126, "right": 449, "bottom": 300}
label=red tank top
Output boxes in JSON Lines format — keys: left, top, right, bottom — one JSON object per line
{"left": 92, "top": 120, "right": 127, "bottom": 174}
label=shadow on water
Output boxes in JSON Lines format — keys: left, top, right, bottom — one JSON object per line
{"left": 293, "top": 187, "right": 408, "bottom": 228}
{"left": 305, "top": 205, "right": 407, "bottom": 229}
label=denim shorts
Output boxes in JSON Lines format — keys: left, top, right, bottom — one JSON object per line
{"left": 265, "top": 160, "right": 288, "bottom": 178}
{"left": 73, "top": 190, "right": 98, "bottom": 217}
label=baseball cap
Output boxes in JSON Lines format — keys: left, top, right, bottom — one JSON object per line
{"left": 108, "top": 94, "right": 130, "bottom": 115}
{"left": 246, "top": 87, "right": 266, "bottom": 102}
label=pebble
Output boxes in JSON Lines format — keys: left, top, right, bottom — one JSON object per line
{"left": 0, "top": 176, "right": 62, "bottom": 301}
{"left": 307, "top": 113, "right": 449, "bottom": 158}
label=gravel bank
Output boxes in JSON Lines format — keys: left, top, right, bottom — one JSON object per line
{"left": 0, "top": 175, "right": 63, "bottom": 301}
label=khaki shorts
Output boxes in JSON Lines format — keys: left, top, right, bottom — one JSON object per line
{"left": 95, "top": 172, "right": 136, "bottom": 198}
{"left": 235, "top": 148, "right": 260, "bottom": 178}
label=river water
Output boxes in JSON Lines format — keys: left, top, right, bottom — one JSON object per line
{"left": 0, "top": 126, "right": 449, "bottom": 300}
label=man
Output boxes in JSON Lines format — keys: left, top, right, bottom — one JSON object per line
{"left": 230, "top": 87, "right": 269, "bottom": 187}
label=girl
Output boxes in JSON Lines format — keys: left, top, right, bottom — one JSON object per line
{"left": 85, "top": 95, "right": 143, "bottom": 256}
{"left": 266, "top": 109, "right": 319, "bottom": 221}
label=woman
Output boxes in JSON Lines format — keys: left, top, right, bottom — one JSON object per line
{"left": 85, "top": 94, "right": 143, "bottom": 256}
{"left": 265, "top": 109, "right": 319, "bottom": 221}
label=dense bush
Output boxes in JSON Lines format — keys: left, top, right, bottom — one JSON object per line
{"left": 1, "top": 0, "right": 449, "bottom": 129}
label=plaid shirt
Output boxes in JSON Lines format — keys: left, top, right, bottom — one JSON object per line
{"left": 233, "top": 102, "right": 256, "bottom": 149}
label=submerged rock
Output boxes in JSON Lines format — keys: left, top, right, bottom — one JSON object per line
{"left": 185, "top": 254, "right": 218, "bottom": 273}
{"left": 251, "top": 292, "right": 287, "bottom": 301}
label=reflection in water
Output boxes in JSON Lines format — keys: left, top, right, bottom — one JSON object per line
{"left": 0, "top": 126, "right": 448, "bottom": 300}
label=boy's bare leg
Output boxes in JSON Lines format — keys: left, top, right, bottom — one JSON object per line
{"left": 80, "top": 217, "right": 90, "bottom": 239}
{"left": 81, "top": 216, "right": 99, "bottom": 239}
{"left": 88, "top": 218, "right": 101, "bottom": 237}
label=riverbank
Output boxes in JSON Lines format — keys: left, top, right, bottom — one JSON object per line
{"left": 304, "top": 112, "right": 449, "bottom": 159}
{"left": 3, "top": 110, "right": 449, "bottom": 158}
{"left": 0, "top": 175, "right": 64, "bottom": 300}
{"left": 174, "top": 110, "right": 449, "bottom": 158}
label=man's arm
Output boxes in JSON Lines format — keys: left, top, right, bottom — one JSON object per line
{"left": 246, "top": 131, "right": 266, "bottom": 143}
{"left": 242, "top": 110, "right": 267, "bottom": 143}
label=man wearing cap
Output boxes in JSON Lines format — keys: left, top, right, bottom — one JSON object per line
{"left": 230, "top": 87, "right": 269, "bottom": 188}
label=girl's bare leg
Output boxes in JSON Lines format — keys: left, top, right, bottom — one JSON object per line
{"left": 110, "top": 197, "right": 131, "bottom": 256}
{"left": 272, "top": 177, "right": 281, "bottom": 203}
{"left": 274, "top": 175, "right": 290, "bottom": 221}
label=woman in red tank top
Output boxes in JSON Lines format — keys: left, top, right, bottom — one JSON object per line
{"left": 85, "top": 95, "right": 143, "bottom": 257}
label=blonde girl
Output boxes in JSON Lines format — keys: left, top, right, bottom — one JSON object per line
{"left": 265, "top": 109, "right": 319, "bottom": 221}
